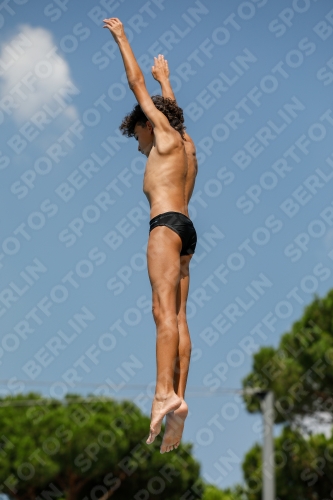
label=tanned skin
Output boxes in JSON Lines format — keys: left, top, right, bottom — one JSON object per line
{"left": 151, "top": 55, "right": 198, "bottom": 452}
{"left": 103, "top": 19, "right": 197, "bottom": 453}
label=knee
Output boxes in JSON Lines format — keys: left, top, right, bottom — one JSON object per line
{"left": 153, "top": 301, "right": 176, "bottom": 326}
{"left": 151, "top": 304, "right": 159, "bottom": 324}
{"left": 152, "top": 301, "right": 160, "bottom": 324}
{"left": 177, "top": 310, "right": 187, "bottom": 325}
{"left": 152, "top": 299, "right": 165, "bottom": 324}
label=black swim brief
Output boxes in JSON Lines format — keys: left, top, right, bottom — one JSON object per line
{"left": 149, "top": 211, "right": 197, "bottom": 256}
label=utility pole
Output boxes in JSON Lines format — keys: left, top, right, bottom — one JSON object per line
{"left": 260, "top": 391, "right": 275, "bottom": 500}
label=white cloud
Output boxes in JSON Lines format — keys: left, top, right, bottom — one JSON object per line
{"left": 295, "top": 413, "right": 332, "bottom": 439}
{"left": 0, "top": 25, "right": 78, "bottom": 124}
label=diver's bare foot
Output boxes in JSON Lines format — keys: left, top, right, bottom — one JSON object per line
{"left": 160, "top": 399, "right": 188, "bottom": 453}
{"left": 146, "top": 393, "right": 182, "bottom": 445}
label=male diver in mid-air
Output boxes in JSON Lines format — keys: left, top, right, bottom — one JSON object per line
{"left": 103, "top": 18, "right": 198, "bottom": 453}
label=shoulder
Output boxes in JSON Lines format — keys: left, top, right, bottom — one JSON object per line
{"left": 184, "top": 132, "right": 195, "bottom": 145}
{"left": 154, "top": 127, "right": 184, "bottom": 155}
{"left": 184, "top": 133, "right": 196, "bottom": 155}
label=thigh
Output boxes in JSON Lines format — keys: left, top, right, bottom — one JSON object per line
{"left": 147, "top": 226, "right": 182, "bottom": 308}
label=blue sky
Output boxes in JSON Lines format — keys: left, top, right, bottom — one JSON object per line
{"left": 1, "top": 0, "right": 333, "bottom": 490}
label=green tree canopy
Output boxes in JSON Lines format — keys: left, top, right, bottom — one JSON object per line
{"left": 202, "top": 484, "right": 244, "bottom": 500}
{"left": 0, "top": 393, "right": 202, "bottom": 500}
{"left": 242, "top": 425, "right": 333, "bottom": 500}
{"left": 242, "top": 290, "right": 333, "bottom": 424}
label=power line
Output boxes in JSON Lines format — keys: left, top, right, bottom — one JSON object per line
{"left": 0, "top": 378, "right": 260, "bottom": 393}
{"left": 0, "top": 379, "right": 262, "bottom": 406}
{"left": 0, "top": 393, "right": 256, "bottom": 407}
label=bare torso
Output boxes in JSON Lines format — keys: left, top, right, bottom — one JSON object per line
{"left": 183, "top": 132, "right": 198, "bottom": 216}
{"left": 143, "top": 129, "right": 198, "bottom": 219}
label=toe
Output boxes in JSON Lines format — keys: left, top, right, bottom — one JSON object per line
{"left": 146, "top": 431, "right": 156, "bottom": 445}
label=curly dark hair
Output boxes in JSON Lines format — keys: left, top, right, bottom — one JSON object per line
{"left": 119, "top": 95, "right": 186, "bottom": 139}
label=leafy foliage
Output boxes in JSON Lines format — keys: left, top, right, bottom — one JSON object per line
{"left": 202, "top": 484, "right": 245, "bottom": 499}
{"left": 240, "top": 289, "right": 333, "bottom": 497}
{"left": 242, "top": 291, "right": 333, "bottom": 423}
{"left": 242, "top": 426, "right": 333, "bottom": 500}
{"left": 0, "top": 393, "right": 201, "bottom": 500}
